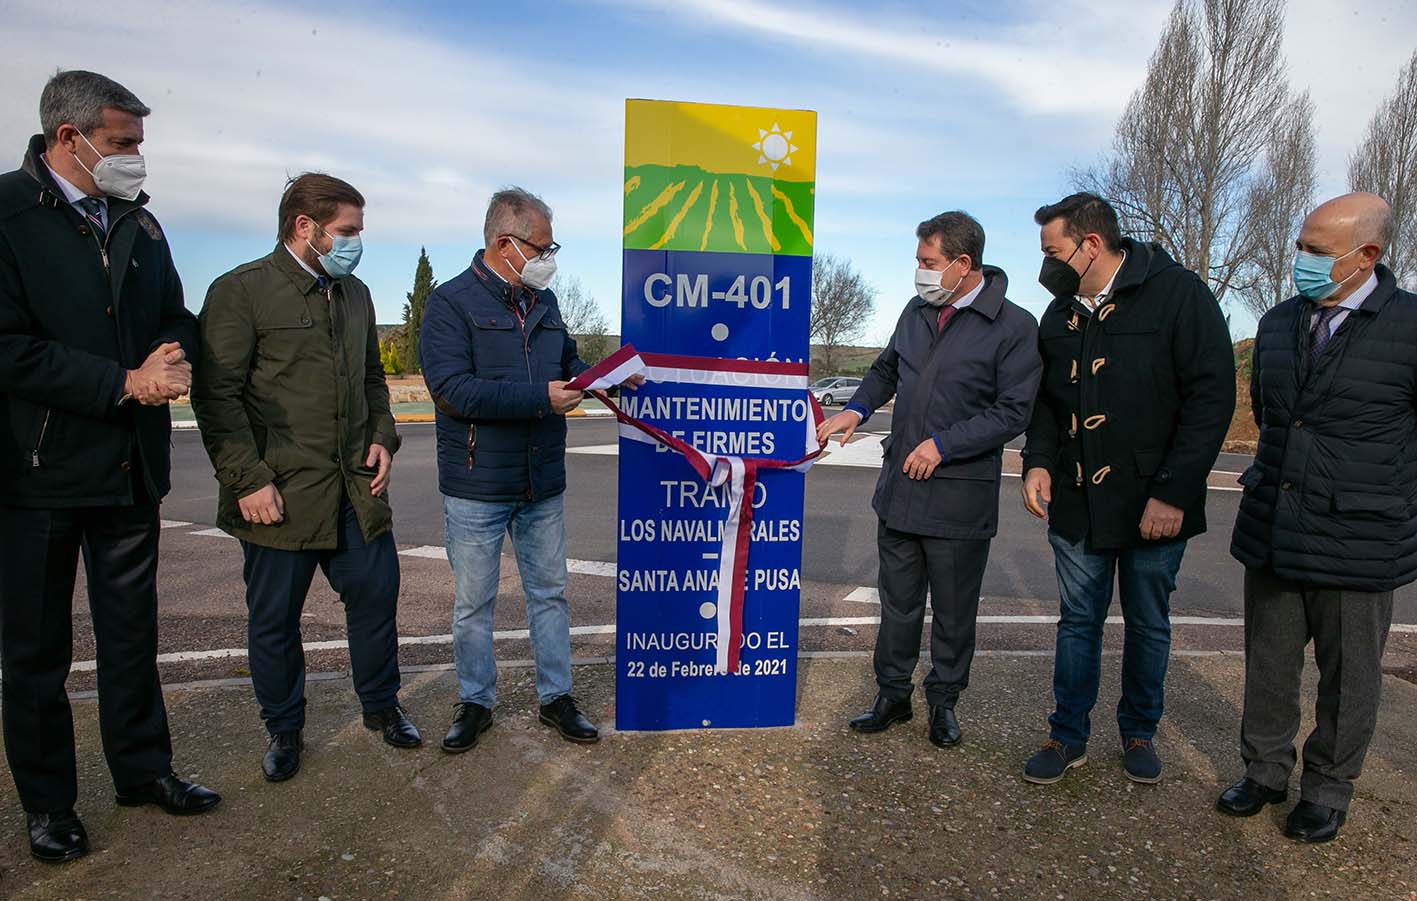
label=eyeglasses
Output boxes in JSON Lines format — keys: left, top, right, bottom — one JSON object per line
{"left": 502, "top": 233, "right": 561, "bottom": 260}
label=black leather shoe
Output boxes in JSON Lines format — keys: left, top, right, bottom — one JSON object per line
{"left": 1216, "top": 777, "right": 1287, "bottom": 817}
{"left": 928, "top": 705, "right": 961, "bottom": 747}
{"left": 263, "top": 730, "right": 303, "bottom": 782}
{"left": 363, "top": 706, "right": 422, "bottom": 748}
{"left": 1284, "top": 800, "right": 1346, "bottom": 843}
{"left": 27, "top": 810, "right": 88, "bottom": 863}
{"left": 848, "top": 694, "right": 913, "bottom": 733}
{"left": 442, "top": 702, "right": 493, "bottom": 753}
{"left": 539, "top": 695, "right": 600, "bottom": 743}
{"left": 115, "top": 773, "right": 221, "bottom": 815}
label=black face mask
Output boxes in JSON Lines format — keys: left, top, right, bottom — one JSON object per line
{"left": 1038, "top": 241, "right": 1093, "bottom": 298}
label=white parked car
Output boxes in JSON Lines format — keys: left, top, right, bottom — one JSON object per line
{"left": 809, "top": 377, "right": 862, "bottom": 406}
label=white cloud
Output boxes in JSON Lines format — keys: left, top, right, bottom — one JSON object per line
{"left": 0, "top": 0, "right": 626, "bottom": 244}
{"left": 5, "top": 0, "right": 1413, "bottom": 340}
{"left": 602, "top": 0, "right": 1172, "bottom": 117}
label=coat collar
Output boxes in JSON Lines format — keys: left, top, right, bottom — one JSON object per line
{"left": 472, "top": 249, "right": 543, "bottom": 318}
{"left": 1106, "top": 237, "right": 1155, "bottom": 295}
{"left": 1357, "top": 264, "right": 1401, "bottom": 315}
{"left": 270, "top": 242, "right": 327, "bottom": 295}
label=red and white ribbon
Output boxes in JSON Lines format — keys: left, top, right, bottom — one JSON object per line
{"left": 568, "top": 345, "right": 824, "bottom": 674}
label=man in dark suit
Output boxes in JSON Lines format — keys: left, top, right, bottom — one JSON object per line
{"left": 1222, "top": 192, "right": 1411, "bottom": 843}
{"left": 817, "top": 211, "right": 1042, "bottom": 748}
{"left": 0, "top": 70, "right": 220, "bottom": 864}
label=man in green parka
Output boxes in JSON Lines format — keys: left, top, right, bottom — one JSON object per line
{"left": 192, "top": 172, "right": 420, "bottom": 784}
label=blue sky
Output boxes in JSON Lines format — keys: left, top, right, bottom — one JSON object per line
{"left": 5, "top": 0, "right": 1415, "bottom": 345}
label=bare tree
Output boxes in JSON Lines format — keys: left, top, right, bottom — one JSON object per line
{"left": 551, "top": 274, "right": 613, "bottom": 365}
{"left": 1234, "top": 91, "right": 1317, "bottom": 319}
{"left": 810, "top": 253, "right": 875, "bottom": 376}
{"left": 1077, "top": 0, "right": 1291, "bottom": 304}
{"left": 1349, "top": 49, "right": 1417, "bottom": 289}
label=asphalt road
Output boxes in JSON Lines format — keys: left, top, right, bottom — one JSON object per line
{"left": 161, "top": 415, "right": 1416, "bottom": 621}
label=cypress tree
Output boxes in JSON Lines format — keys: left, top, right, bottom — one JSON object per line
{"left": 402, "top": 248, "right": 436, "bottom": 372}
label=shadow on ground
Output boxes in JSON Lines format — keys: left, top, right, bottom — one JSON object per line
{"left": 1, "top": 656, "right": 1414, "bottom": 899}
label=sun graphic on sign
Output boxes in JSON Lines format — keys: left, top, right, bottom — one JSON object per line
{"left": 753, "top": 123, "right": 798, "bottom": 172}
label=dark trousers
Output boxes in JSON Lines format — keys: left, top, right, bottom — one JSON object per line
{"left": 1241, "top": 566, "right": 1393, "bottom": 811}
{"left": 1046, "top": 529, "right": 1186, "bottom": 747}
{"left": 0, "top": 503, "right": 173, "bottom": 813}
{"left": 240, "top": 499, "right": 401, "bottom": 736}
{"left": 874, "top": 521, "right": 991, "bottom": 708}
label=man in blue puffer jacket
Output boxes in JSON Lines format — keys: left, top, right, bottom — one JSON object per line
{"left": 420, "top": 187, "right": 612, "bottom": 752}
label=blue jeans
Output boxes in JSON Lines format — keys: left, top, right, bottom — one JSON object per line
{"left": 444, "top": 493, "right": 572, "bottom": 707}
{"left": 1047, "top": 529, "right": 1186, "bottom": 747}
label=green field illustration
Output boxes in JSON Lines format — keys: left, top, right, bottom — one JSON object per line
{"left": 623, "top": 164, "right": 814, "bottom": 257}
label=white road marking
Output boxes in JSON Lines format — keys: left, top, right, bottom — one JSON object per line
{"left": 160, "top": 519, "right": 193, "bottom": 529}
{"left": 394, "top": 553, "right": 1412, "bottom": 630}
{"left": 565, "top": 436, "right": 1245, "bottom": 488}
{"left": 843, "top": 586, "right": 880, "bottom": 604}
{"left": 72, "top": 617, "right": 1414, "bottom": 675}
{"left": 570, "top": 559, "right": 618, "bottom": 577}
{"left": 816, "top": 435, "right": 889, "bottom": 468}
{"left": 806, "top": 612, "right": 1266, "bottom": 627}
{"left": 396, "top": 545, "right": 616, "bottom": 578}
{"left": 400, "top": 545, "right": 448, "bottom": 559}
{"left": 73, "top": 625, "right": 621, "bottom": 673}
{"left": 73, "top": 647, "right": 1272, "bottom": 699}
{"left": 189, "top": 527, "right": 234, "bottom": 539}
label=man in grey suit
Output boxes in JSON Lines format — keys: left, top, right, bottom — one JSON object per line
{"left": 817, "top": 211, "right": 1042, "bottom": 747}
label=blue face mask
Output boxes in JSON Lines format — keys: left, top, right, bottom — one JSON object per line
{"left": 308, "top": 223, "right": 363, "bottom": 278}
{"left": 1293, "top": 246, "right": 1361, "bottom": 301}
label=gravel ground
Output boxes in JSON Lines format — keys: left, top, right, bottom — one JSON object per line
{"left": 1, "top": 656, "right": 1413, "bottom": 900}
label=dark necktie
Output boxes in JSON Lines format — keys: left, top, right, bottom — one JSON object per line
{"left": 77, "top": 196, "right": 106, "bottom": 241}
{"left": 936, "top": 304, "right": 957, "bottom": 335}
{"left": 1309, "top": 305, "right": 1342, "bottom": 368}
{"left": 316, "top": 275, "right": 329, "bottom": 293}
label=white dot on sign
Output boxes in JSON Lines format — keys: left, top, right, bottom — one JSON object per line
{"left": 762, "top": 133, "right": 789, "bottom": 161}
{"left": 711, "top": 323, "right": 729, "bottom": 341}
{"left": 699, "top": 602, "right": 717, "bottom": 620}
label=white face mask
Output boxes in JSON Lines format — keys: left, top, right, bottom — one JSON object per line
{"left": 915, "top": 259, "right": 964, "bottom": 307}
{"left": 508, "top": 240, "right": 557, "bottom": 291}
{"left": 75, "top": 131, "right": 146, "bottom": 201}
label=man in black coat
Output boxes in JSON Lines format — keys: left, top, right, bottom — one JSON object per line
{"left": 0, "top": 71, "right": 219, "bottom": 864}
{"left": 1020, "top": 193, "right": 1234, "bottom": 786}
{"left": 817, "top": 211, "right": 1041, "bottom": 748}
{"left": 1219, "top": 193, "right": 1411, "bottom": 843}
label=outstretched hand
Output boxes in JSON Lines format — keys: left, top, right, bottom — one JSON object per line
{"left": 816, "top": 410, "right": 862, "bottom": 446}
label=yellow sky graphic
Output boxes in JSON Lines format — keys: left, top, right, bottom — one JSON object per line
{"left": 625, "top": 99, "right": 817, "bottom": 182}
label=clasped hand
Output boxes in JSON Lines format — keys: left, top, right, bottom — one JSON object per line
{"left": 126, "top": 341, "right": 190, "bottom": 405}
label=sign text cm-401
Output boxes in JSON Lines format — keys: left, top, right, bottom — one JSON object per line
{"left": 643, "top": 270, "right": 795, "bottom": 310}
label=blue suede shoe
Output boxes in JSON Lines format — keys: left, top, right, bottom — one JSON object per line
{"left": 1023, "top": 739, "right": 1087, "bottom": 784}
{"left": 1123, "top": 738, "right": 1163, "bottom": 784}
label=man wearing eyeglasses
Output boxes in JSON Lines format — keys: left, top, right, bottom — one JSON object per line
{"left": 420, "top": 186, "right": 621, "bottom": 752}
